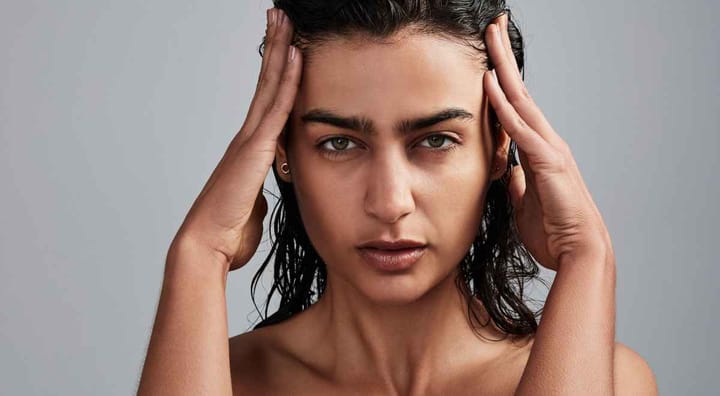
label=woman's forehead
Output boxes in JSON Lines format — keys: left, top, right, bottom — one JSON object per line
{"left": 292, "top": 32, "right": 486, "bottom": 126}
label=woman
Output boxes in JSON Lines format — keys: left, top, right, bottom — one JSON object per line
{"left": 138, "top": 1, "right": 658, "bottom": 394}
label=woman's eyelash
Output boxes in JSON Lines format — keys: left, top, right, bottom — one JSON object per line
{"left": 318, "top": 136, "right": 360, "bottom": 154}
{"left": 317, "top": 134, "right": 460, "bottom": 159}
{"left": 416, "top": 135, "right": 459, "bottom": 151}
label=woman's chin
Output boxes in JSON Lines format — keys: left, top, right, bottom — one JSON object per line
{"left": 357, "top": 273, "right": 434, "bottom": 306}
{"left": 324, "top": 253, "right": 455, "bottom": 306}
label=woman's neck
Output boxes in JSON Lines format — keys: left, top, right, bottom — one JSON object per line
{"left": 287, "top": 267, "right": 517, "bottom": 394}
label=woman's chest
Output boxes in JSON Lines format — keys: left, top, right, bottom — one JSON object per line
{"left": 233, "top": 354, "right": 527, "bottom": 396}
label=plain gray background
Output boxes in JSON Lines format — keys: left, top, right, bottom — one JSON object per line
{"left": 1, "top": 0, "right": 717, "bottom": 394}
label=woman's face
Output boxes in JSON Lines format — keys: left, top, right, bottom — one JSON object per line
{"left": 276, "top": 31, "right": 505, "bottom": 304}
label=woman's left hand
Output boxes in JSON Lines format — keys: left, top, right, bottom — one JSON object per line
{"left": 484, "top": 14, "right": 614, "bottom": 271}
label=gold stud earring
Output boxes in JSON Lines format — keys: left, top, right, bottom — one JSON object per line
{"left": 280, "top": 162, "right": 290, "bottom": 175}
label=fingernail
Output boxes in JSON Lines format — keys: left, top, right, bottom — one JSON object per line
{"left": 279, "top": 10, "right": 286, "bottom": 26}
{"left": 493, "top": 24, "right": 503, "bottom": 44}
{"left": 288, "top": 45, "right": 296, "bottom": 63}
{"left": 268, "top": 8, "right": 275, "bottom": 26}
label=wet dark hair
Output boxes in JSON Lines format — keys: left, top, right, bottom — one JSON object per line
{"left": 249, "top": 0, "right": 547, "bottom": 339}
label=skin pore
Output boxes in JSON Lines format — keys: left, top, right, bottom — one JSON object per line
{"left": 233, "top": 29, "right": 532, "bottom": 395}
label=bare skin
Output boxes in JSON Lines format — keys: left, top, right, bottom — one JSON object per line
{"left": 137, "top": 6, "right": 658, "bottom": 396}
{"left": 229, "top": 284, "right": 536, "bottom": 395}
{"left": 228, "top": 322, "right": 653, "bottom": 395}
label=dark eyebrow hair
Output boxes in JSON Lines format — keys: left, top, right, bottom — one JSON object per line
{"left": 299, "top": 107, "right": 474, "bottom": 136}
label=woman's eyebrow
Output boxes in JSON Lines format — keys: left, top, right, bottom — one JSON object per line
{"left": 299, "top": 107, "right": 474, "bottom": 136}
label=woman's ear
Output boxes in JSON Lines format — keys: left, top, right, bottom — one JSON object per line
{"left": 489, "top": 126, "right": 511, "bottom": 181}
{"left": 275, "top": 129, "right": 292, "bottom": 183}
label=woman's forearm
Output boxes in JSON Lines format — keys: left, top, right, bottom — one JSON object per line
{"left": 515, "top": 249, "right": 617, "bottom": 395}
{"left": 137, "top": 238, "right": 233, "bottom": 395}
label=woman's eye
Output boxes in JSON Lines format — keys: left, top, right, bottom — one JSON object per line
{"left": 419, "top": 134, "right": 450, "bottom": 149}
{"left": 317, "top": 133, "right": 459, "bottom": 159}
{"left": 417, "top": 134, "right": 459, "bottom": 151}
{"left": 319, "top": 136, "right": 358, "bottom": 152}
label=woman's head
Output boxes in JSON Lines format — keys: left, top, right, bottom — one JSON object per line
{"left": 252, "top": 0, "right": 543, "bottom": 338}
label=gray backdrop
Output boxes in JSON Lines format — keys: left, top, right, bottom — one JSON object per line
{"left": 1, "top": 0, "right": 717, "bottom": 394}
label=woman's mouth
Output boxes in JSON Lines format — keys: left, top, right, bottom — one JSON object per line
{"left": 357, "top": 246, "right": 426, "bottom": 272}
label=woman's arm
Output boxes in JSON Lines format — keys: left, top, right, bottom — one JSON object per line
{"left": 136, "top": 7, "right": 301, "bottom": 394}
{"left": 516, "top": 249, "right": 616, "bottom": 395}
{"left": 483, "top": 14, "right": 657, "bottom": 395}
{"left": 137, "top": 237, "right": 232, "bottom": 395}
{"left": 515, "top": 249, "right": 658, "bottom": 395}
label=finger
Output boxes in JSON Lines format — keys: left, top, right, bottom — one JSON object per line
{"left": 242, "top": 8, "right": 278, "bottom": 135}
{"left": 257, "top": 8, "right": 278, "bottom": 85}
{"left": 512, "top": 148, "right": 546, "bottom": 223}
{"left": 483, "top": 69, "right": 552, "bottom": 161}
{"left": 231, "top": 8, "right": 279, "bottom": 149}
{"left": 253, "top": 44, "right": 303, "bottom": 143}
{"left": 497, "top": 13, "right": 521, "bottom": 78}
{"left": 200, "top": 43, "right": 301, "bottom": 213}
{"left": 241, "top": 8, "right": 295, "bottom": 142}
{"left": 486, "top": 23, "right": 562, "bottom": 147}
{"left": 507, "top": 160, "right": 526, "bottom": 210}
{"left": 517, "top": 147, "right": 537, "bottom": 192}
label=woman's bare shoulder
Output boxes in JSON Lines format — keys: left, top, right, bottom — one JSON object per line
{"left": 229, "top": 325, "right": 274, "bottom": 364}
{"left": 229, "top": 325, "right": 292, "bottom": 393}
{"left": 613, "top": 342, "right": 658, "bottom": 394}
{"left": 229, "top": 316, "right": 311, "bottom": 368}
{"left": 479, "top": 338, "right": 658, "bottom": 395}
{"left": 229, "top": 323, "right": 333, "bottom": 395}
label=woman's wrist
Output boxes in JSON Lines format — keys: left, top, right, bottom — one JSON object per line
{"left": 557, "top": 240, "right": 615, "bottom": 272}
{"left": 165, "top": 235, "right": 231, "bottom": 285}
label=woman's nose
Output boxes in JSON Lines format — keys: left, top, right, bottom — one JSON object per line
{"left": 363, "top": 153, "right": 416, "bottom": 224}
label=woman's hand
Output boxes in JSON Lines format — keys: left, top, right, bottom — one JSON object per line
{"left": 484, "top": 14, "right": 613, "bottom": 271}
{"left": 170, "top": 8, "right": 301, "bottom": 272}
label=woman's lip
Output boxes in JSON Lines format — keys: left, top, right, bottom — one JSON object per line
{"left": 357, "top": 247, "right": 426, "bottom": 272}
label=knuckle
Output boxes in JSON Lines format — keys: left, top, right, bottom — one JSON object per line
{"left": 558, "top": 140, "right": 572, "bottom": 155}
{"left": 548, "top": 150, "right": 571, "bottom": 173}
{"left": 509, "top": 96, "right": 525, "bottom": 109}
{"left": 281, "top": 71, "right": 299, "bottom": 89}
{"left": 509, "top": 89, "right": 532, "bottom": 108}
{"left": 512, "top": 114, "right": 528, "bottom": 130}
{"left": 550, "top": 138, "right": 573, "bottom": 159}
{"left": 520, "top": 85, "right": 532, "bottom": 101}
{"left": 272, "top": 30, "right": 284, "bottom": 45}
{"left": 258, "top": 70, "right": 278, "bottom": 88}
{"left": 260, "top": 70, "right": 278, "bottom": 87}
{"left": 280, "top": 68, "right": 294, "bottom": 83}
{"left": 270, "top": 99, "right": 291, "bottom": 116}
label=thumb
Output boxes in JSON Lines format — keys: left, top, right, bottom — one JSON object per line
{"left": 507, "top": 163, "right": 526, "bottom": 210}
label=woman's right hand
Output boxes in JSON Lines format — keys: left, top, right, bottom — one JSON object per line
{"left": 169, "top": 8, "right": 301, "bottom": 272}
